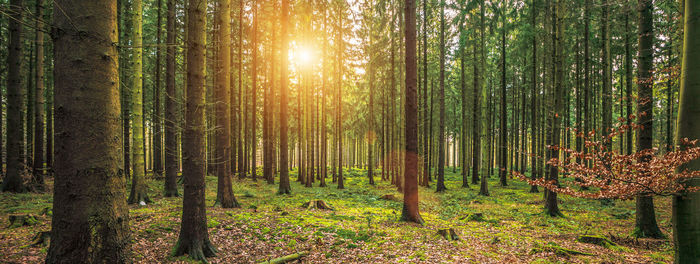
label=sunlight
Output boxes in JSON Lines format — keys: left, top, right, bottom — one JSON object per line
{"left": 296, "top": 46, "right": 314, "bottom": 66}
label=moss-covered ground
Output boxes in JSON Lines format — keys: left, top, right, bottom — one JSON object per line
{"left": 0, "top": 168, "right": 674, "bottom": 263}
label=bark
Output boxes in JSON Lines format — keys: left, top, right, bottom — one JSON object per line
{"left": 421, "top": 0, "right": 430, "bottom": 187}
{"left": 401, "top": 0, "right": 424, "bottom": 225}
{"left": 336, "top": 6, "right": 344, "bottom": 190}
{"left": 173, "top": 0, "right": 217, "bottom": 260}
{"left": 435, "top": 0, "right": 447, "bottom": 193}
{"left": 499, "top": 6, "right": 508, "bottom": 187}
{"left": 634, "top": 0, "right": 663, "bottom": 238}
{"left": 2, "top": 0, "right": 25, "bottom": 193}
{"left": 164, "top": 0, "right": 179, "bottom": 197}
{"left": 478, "top": 0, "right": 489, "bottom": 196}
{"left": 215, "top": 0, "right": 239, "bottom": 208}
{"left": 153, "top": 0, "right": 164, "bottom": 178}
{"left": 545, "top": 0, "right": 563, "bottom": 217}
{"left": 278, "top": 0, "right": 292, "bottom": 194}
{"left": 46, "top": 1, "right": 130, "bottom": 261}
{"left": 250, "top": 2, "right": 258, "bottom": 181}
{"left": 128, "top": 0, "right": 151, "bottom": 205}
{"left": 32, "top": 0, "right": 46, "bottom": 190}
{"left": 673, "top": 2, "right": 700, "bottom": 262}
{"left": 602, "top": 0, "right": 612, "bottom": 150}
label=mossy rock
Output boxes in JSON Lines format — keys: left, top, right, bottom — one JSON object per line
{"left": 577, "top": 235, "right": 617, "bottom": 248}
{"left": 437, "top": 228, "right": 460, "bottom": 241}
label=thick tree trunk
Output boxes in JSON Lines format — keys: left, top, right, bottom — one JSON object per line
{"left": 173, "top": 0, "right": 217, "bottom": 260}
{"left": 672, "top": 2, "right": 700, "bottom": 262}
{"left": 46, "top": 1, "right": 130, "bottom": 261}
{"left": 634, "top": 0, "right": 663, "bottom": 238}
{"left": 2, "top": 0, "right": 25, "bottom": 193}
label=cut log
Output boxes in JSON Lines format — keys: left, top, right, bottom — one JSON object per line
{"left": 30, "top": 231, "right": 50, "bottom": 247}
{"left": 258, "top": 251, "right": 309, "bottom": 264}
{"left": 437, "top": 228, "right": 460, "bottom": 241}
{"left": 8, "top": 214, "right": 38, "bottom": 228}
{"left": 302, "top": 200, "right": 334, "bottom": 210}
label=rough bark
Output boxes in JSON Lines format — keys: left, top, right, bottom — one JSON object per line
{"left": 2, "top": 0, "right": 25, "bottom": 193}
{"left": 634, "top": 0, "right": 663, "bottom": 238}
{"left": 435, "top": 0, "right": 447, "bottom": 193}
{"left": 46, "top": 1, "right": 130, "bottom": 261}
{"left": 173, "top": 0, "right": 217, "bottom": 260}
{"left": 215, "top": 0, "right": 239, "bottom": 208}
{"left": 32, "top": 0, "right": 46, "bottom": 190}
{"left": 164, "top": 0, "right": 179, "bottom": 197}
{"left": 128, "top": 0, "right": 151, "bottom": 205}
{"left": 278, "top": 0, "right": 292, "bottom": 194}
{"left": 672, "top": 2, "right": 700, "bottom": 262}
{"left": 401, "top": 0, "right": 424, "bottom": 225}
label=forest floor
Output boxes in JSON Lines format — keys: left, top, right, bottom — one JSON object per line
{"left": 0, "top": 168, "right": 674, "bottom": 263}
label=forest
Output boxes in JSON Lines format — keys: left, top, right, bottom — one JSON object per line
{"left": 0, "top": 0, "right": 698, "bottom": 263}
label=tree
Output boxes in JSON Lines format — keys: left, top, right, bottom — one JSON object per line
{"left": 672, "top": 1, "right": 700, "bottom": 261}
{"left": 545, "top": 0, "right": 563, "bottom": 217}
{"left": 634, "top": 0, "right": 663, "bottom": 238}
{"left": 153, "top": 0, "right": 164, "bottom": 178}
{"left": 32, "top": 0, "right": 46, "bottom": 190}
{"left": 278, "top": 0, "right": 292, "bottom": 195}
{"left": 435, "top": 0, "right": 447, "bottom": 193}
{"left": 128, "top": 0, "right": 151, "bottom": 205}
{"left": 499, "top": 1, "right": 508, "bottom": 187}
{"left": 401, "top": 0, "right": 424, "bottom": 225}
{"left": 2, "top": 0, "right": 25, "bottom": 193}
{"left": 46, "top": 0, "right": 130, "bottom": 261}
{"left": 215, "top": 0, "right": 239, "bottom": 208}
{"left": 173, "top": 0, "right": 217, "bottom": 260}
{"left": 336, "top": 1, "right": 345, "bottom": 190}
{"left": 163, "top": 0, "right": 179, "bottom": 197}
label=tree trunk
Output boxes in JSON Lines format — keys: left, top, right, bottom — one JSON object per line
{"left": 153, "top": 0, "right": 163, "bottom": 178}
{"left": 164, "top": 0, "right": 179, "bottom": 197}
{"left": 2, "top": 0, "right": 26, "bottom": 193}
{"left": 634, "top": 0, "right": 663, "bottom": 238}
{"left": 545, "top": 0, "right": 563, "bottom": 217}
{"left": 215, "top": 0, "right": 239, "bottom": 208}
{"left": 128, "top": 0, "right": 151, "bottom": 205}
{"left": 32, "top": 0, "right": 46, "bottom": 190}
{"left": 672, "top": 2, "right": 700, "bottom": 261}
{"left": 499, "top": 6, "right": 508, "bottom": 187}
{"left": 173, "top": 0, "right": 217, "bottom": 260}
{"left": 435, "top": 0, "right": 447, "bottom": 193}
{"left": 278, "top": 0, "right": 292, "bottom": 194}
{"left": 401, "top": 0, "right": 424, "bottom": 225}
{"left": 46, "top": 0, "right": 130, "bottom": 261}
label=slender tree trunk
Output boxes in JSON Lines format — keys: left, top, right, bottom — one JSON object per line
{"left": 435, "top": 0, "right": 447, "bottom": 192}
{"left": 499, "top": 6, "right": 508, "bottom": 187}
{"left": 278, "top": 0, "right": 291, "bottom": 194}
{"left": 128, "top": 0, "right": 151, "bottom": 205}
{"left": 478, "top": 0, "right": 489, "bottom": 196}
{"left": 2, "top": 0, "right": 25, "bottom": 193}
{"left": 602, "top": 0, "right": 612, "bottom": 150}
{"left": 46, "top": 0, "right": 130, "bottom": 261}
{"left": 164, "top": 0, "right": 179, "bottom": 197}
{"left": 336, "top": 5, "right": 344, "bottom": 189}
{"left": 173, "top": 0, "right": 218, "bottom": 260}
{"left": 153, "top": 0, "right": 164, "bottom": 178}
{"left": 401, "top": 0, "right": 424, "bottom": 225}
{"left": 215, "top": 0, "right": 239, "bottom": 208}
{"left": 545, "top": 0, "right": 563, "bottom": 217}
{"left": 32, "top": 0, "right": 46, "bottom": 190}
{"left": 634, "top": 0, "right": 663, "bottom": 238}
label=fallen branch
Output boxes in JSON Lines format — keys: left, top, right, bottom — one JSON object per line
{"left": 258, "top": 251, "right": 309, "bottom": 264}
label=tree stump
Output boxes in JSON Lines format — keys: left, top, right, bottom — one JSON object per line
{"left": 30, "top": 231, "right": 50, "bottom": 247}
{"left": 437, "top": 228, "right": 460, "bottom": 241}
{"left": 303, "top": 200, "right": 334, "bottom": 210}
{"left": 577, "top": 235, "right": 618, "bottom": 249}
{"left": 8, "top": 214, "right": 38, "bottom": 228}
{"left": 379, "top": 194, "right": 397, "bottom": 201}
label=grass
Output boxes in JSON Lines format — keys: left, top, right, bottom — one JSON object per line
{"left": 0, "top": 167, "right": 675, "bottom": 263}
